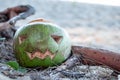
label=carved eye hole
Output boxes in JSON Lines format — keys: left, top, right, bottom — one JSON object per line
{"left": 19, "top": 35, "right": 27, "bottom": 44}
{"left": 51, "top": 35, "right": 63, "bottom": 44}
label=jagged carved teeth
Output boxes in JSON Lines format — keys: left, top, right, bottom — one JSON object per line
{"left": 26, "top": 49, "right": 55, "bottom": 60}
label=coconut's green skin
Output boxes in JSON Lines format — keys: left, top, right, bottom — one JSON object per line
{"left": 13, "top": 22, "right": 71, "bottom": 67}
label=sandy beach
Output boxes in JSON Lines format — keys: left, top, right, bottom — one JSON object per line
{"left": 0, "top": 0, "right": 120, "bottom": 80}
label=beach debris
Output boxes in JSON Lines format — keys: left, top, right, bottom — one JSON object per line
{"left": 55, "top": 45, "right": 120, "bottom": 77}
{"left": 0, "top": 5, "right": 35, "bottom": 39}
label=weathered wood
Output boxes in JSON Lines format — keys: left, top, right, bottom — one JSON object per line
{"left": 72, "top": 45, "right": 120, "bottom": 72}
{"left": 0, "top": 5, "right": 35, "bottom": 39}
{"left": 0, "top": 22, "right": 12, "bottom": 31}
{"left": 9, "top": 5, "right": 35, "bottom": 25}
{"left": 0, "top": 5, "right": 35, "bottom": 23}
{"left": 56, "top": 55, "right": 80, "bottom": 71}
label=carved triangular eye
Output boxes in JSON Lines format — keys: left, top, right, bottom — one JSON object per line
{"left": 51, "top": 35, "right": 63, "bottom": 44}
{"left": 19, "top": 35, "right": 27, "bottom": 44}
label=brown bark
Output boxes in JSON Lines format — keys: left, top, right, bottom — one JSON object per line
{"left": 72, "top": 45, "right": 120, "bottom": 72}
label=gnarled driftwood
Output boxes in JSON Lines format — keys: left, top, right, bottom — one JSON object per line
{"left": 0, "top": 5, "right": 35, "bottom": 39}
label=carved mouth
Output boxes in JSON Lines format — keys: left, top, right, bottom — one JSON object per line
{"left": 26, "top": 49, "right": 55, "bottom": 60}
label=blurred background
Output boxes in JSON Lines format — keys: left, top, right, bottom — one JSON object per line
{"left": 0, "top": 0, "right": 120, "bottom": 51}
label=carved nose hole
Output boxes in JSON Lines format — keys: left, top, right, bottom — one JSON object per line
{"left": 51, "top": 35, "right": 63, "bottom": 44}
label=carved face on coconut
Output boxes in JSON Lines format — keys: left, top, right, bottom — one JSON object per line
{"left": 13, "top": 19, "right": 71, "bottom": 67}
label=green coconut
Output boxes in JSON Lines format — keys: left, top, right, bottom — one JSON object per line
{"left": 13, "top": 20, "right": 71, "bottom": 68}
